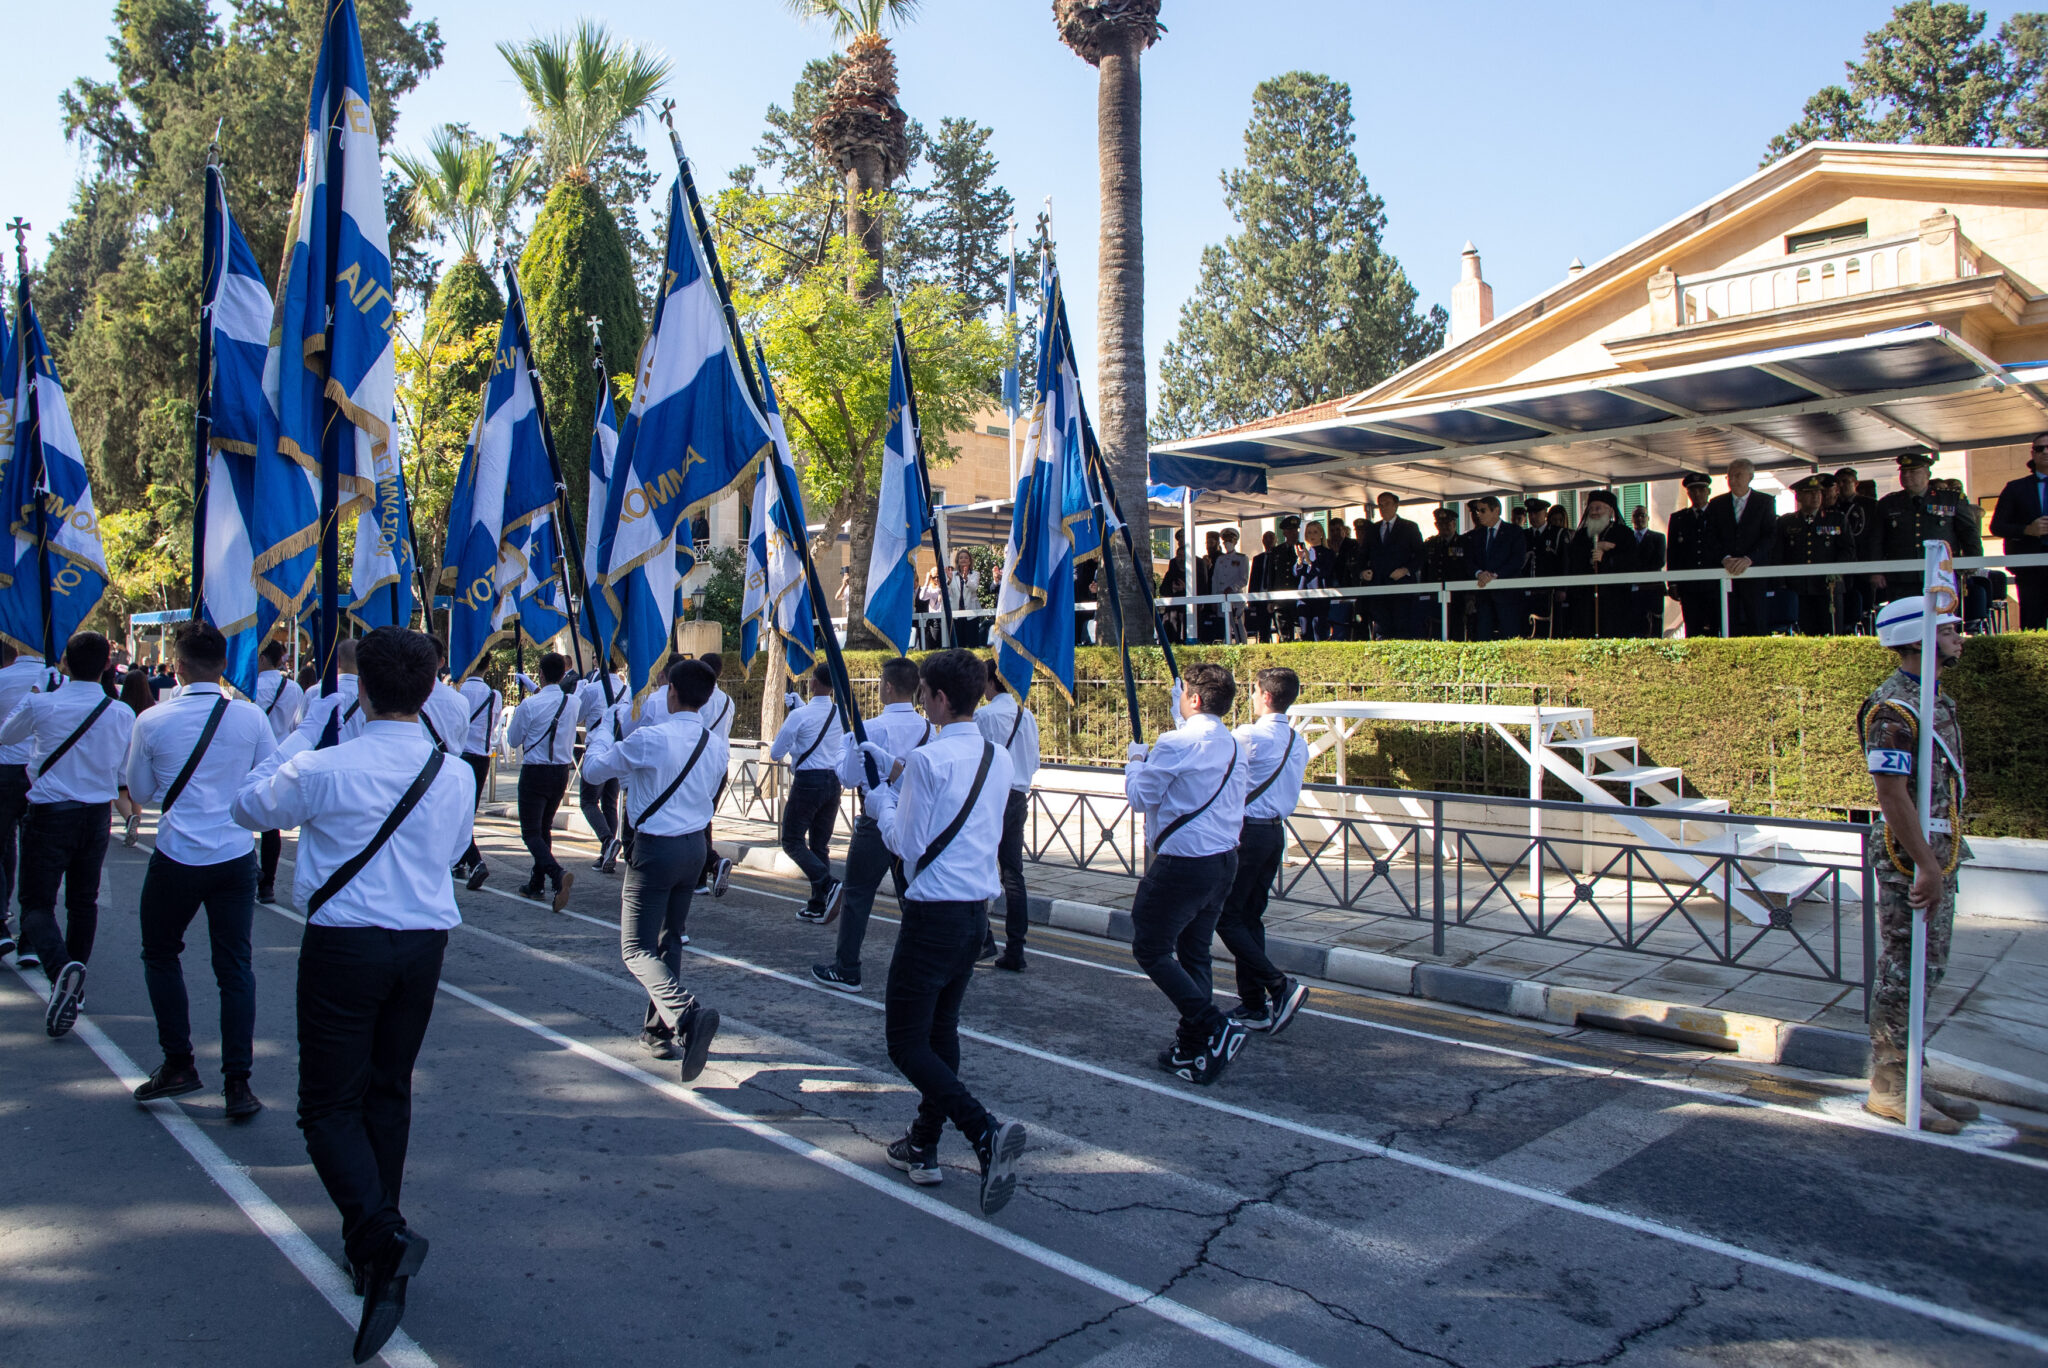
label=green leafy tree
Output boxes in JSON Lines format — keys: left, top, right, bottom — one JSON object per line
{"left": 501, "top": 21, "right": 669, "bottom": 528}
{"left": 723, "top": 58, "right": 850, "bottom": 294}
{"left": 1765, "top": 2, "right": 2048, "bottom": 163}
{"left": 396, "top": 319, "right": 497, "bottom": 606}
{"left": 393, "top": 123, "right": 533, "bottom": 339}
{"left": 1154, "top": 72, "right": 1444, "bottom": 441}
{"left": 897, "top": 116, "right": 1014, "bottom": 315}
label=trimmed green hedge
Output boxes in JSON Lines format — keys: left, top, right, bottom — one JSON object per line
{"left": 720, "top": 635, "right": 2048, "bottom": 838}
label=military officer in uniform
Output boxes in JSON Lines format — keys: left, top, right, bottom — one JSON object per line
{"left": 1421, "top": 507, "right": 1467, "bottom": 641}
{"left": 1665, "top": 473, "right": 1716, "bottom": 637}
{"left": 1874, "top": 451, "right": 1982, "bottom": 603}
{"left": 1774, "top": 474, "right": 1848, "bottom": 635}
{"left": 1833, "top": 468, "right": 1881, "bottom": 631}
{"left": 1859, "top": 595, "right": 1978, "bottom": 1133}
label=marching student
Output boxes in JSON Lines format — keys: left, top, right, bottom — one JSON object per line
{"left": 124, "top": 621, "right": 276, "bottom": 1117}
{"left": 771, "top": 664, "right": 845, "bottom": 924}
{"left": 975, "top": 662, "right": 1039, "bottom": 970}
{"left": 419, "top": 638, "right": 472, "bottom": 757}
{"left": 290, "top": 637, "right": 362, "bottom": 755}
{"left": 692, "top": 653, "right": 736, "bottom": 898}
{"left": 582, "top": 658, "right": 726, "bottom": 1079}
{"left": 576, "top": 666, "right": 628, "bottom": 874}
{"left": 233, "top": 626, "right": 474, "bottom": 1365}
{"left": 452, "top": 670, "right": 501, "bottom": 891}
{"left": 810, "top": 656, "right": 930, "bottom": 993}
{"left": 503, "top": 653, "right": 578, "bottom": 911}
{"left": 0, "top": 641, "right": 48, "bottom": 965}
{"left": 0, "top": 631, "right": 135, "bottom": 1037}
{"left": 1123, "top": 662, "right": 1250, "bottom": 1085}
{"left": 254, "top": 640, "right": 304, "bottom": 904}
{"left": 855, "top": 649, "right": 1026, "bottom": 1216}
{"left": 1219, "top": 668, "right": 1312, "bottom": 1036}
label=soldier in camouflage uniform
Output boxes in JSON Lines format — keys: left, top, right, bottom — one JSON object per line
{"left": 1860, "top": 594, "right": 1979, "bottom": 1133}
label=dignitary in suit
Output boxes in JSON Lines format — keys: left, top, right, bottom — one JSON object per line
{"left": 1460, "top": 496, "right": 1527, "bottom": 642}
{"left": 1704, "top": 459, "right": 1778, "bottom": 636}
{"left": 503, "top": 653, "right": 579, "bottom": 909}
{"left": 1628, "top": 506, "right": 1667, "bottom": 637}
{"left": 1665, "top": 473, "right": 1717, "bottom": 637}
{"left": 1362, "top": 493, "right": 1426, "bottom": 639}
{"left": 1989, "top": 434, "right": 2048, "bottom": 629}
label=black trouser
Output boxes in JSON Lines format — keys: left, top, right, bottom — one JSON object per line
{"left": 2015, "top": 569, "right": 2048, "bottom": 632}
{"left": 887, "top": 898, "right": 993, "bottom": 1148}
{"left": 620, "top": 830, "right": 704, "bottom": 1034}
{"left": 834, "top": 812, "right": 904, "bottom": 978}
{"left": 517, "top": 763, "right": 570, "bottom": 886}
{"left": 18, "top": 800, "right": 112, "bottom": 979}
{"left": 296, "top": 924, "right": 446, "bottom": 1268}
{"left": 781, "top": 770, "right": 841, "bottom": 913}
{"left": 258, "top": 830, "right": 282, "bottom": 891}
{"left": 1215, "top": 822, "right": 1289, "bottom": 1013}
{"left": 1130, "top": 850, "right": 1237, "bottom": 1049}
{"left": 1676, "top": 587, "right": 1717, "bottom": 638}
{"left": 579, "top": 774, "right": 619, "bottom": 848}
{"left": 1728, "top": 579, "right": 1768, "bottom": 637}
{"left": 0, "top": 763, "right": 28, "bottom": 937}
{"left": 995, "top": 789, "right": 1029, "bottom": 951}
{"left": 1795, "top": 591, "right": 1836, "bottom": 637}
{"left": 140, "top": 850, "right": 257, "bottom": 1077}
{"left": 460, "top": 752, "right": 491, "bottom": 868}
{"left": 1470, "top": 590, "right": 1525, "bottom": 642}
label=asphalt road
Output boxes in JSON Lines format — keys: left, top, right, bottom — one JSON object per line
{"left": 8, "top": 814, "right": 2048, "bottom": 1368}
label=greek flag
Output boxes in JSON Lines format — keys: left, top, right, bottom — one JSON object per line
{"left": 258, "top": 0, "right": 397, "bottom": 633}
{"left": 509, "top": 510, "right": 571, "bottom": 647}
{"left": 441, "top": 292, "right": 563, "bottom": 681}
{"left": 0, "top": 286, "right": 108, "bottom": 658}
{"left": 579, "top": 372, "right": 620, "bottom": 663}
{"left": 1001, "top": 248, "right": 1020, "bottom": 419}
{"left": 741, "top": 343, "right": 815, "bottom": 682}
{"left": 595, "top": 177, "right": 771, "bottom": 708}
{"left": 860, "top": 317, "right": 929, "bottom": 656}
{"left": 195, "top": 164, "right": 272, "bottom": 696}
{"left": 994, "top": 254, "right": 1098, "bottom": 702}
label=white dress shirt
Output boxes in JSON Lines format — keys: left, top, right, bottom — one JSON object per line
{"left": 583, "top": 711, "right": 728, "bottom": 836}
{"left": 770, "top": 694, "right": 844, "bottom": 774}
{"left": 839, "top": 701, "right": 932, "bottom": 791}
{"left": 1234, "top": 713, "right": 1307, "bottom": 822}
{"left": 1125, "top": 711, "right": 1247, "bottom": 859}
{"left": 867, "top": 721, "right": 1013, "bottom": 902}
{"left": 576, "top": 672, "right": 629, "bottom": 727}
{"left": 254, "top": 669, "right": 305, "bottom": 740}
{"left": 0, "top": 677, "right": 136, "bottom": 804}
{"left": 702, "top": 684, "right": 736, "bottom": 741}
{"left": 420, "top": 679, "right": 470, "bottom": 755}
{"left": 292, "top": 674, "right": 362, "bottom": 749}
{"left": 974, "top": 692, "right": 1040, "bottom": 792}
{"left": 126, "top": 683, "right": 275, "bottom": 865}
{"left": 233, "top": 720, "right": 473, "bottom": 930}
{"left": 459, "top": 677, "right": 501, "bottom": 756}
{"left": 0, "top": 657, "right": 49, "bottom": 765}
{"left": 505, "top": 684, "right": 579, "bottom": 765}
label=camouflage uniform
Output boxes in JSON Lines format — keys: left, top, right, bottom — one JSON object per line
{"left": 1861, "top": 668, "right": 1967, "bottom": 1070}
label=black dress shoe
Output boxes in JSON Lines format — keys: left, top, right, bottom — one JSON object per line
{"left": 256, "top": 884, "right": 276, "bottom": 905}
{"left": 224, "top": 1078, "right": 263, "bottom": 1120}
{"left": 993, "top": 949, "right": 1026, "bottom": 972}
{"left": 353, "top": 1227, "right": 429, "bottom": 1364}
{"left": 134, "top": 1060, "right": 204, "bottom": 1103}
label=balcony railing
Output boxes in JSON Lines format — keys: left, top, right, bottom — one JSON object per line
{"left": 1678, "top": 231, "right": 1980, "bottom": 325}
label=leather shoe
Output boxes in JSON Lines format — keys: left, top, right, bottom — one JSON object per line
{"left": 134, "top": 1060, "right": 204, "bottom": 1103}
{"left": 353, "top": 1227, "right": 429, "bottom": 1364}
{"left": 225, "top": 1077, "right": 262, "bottom": 1120}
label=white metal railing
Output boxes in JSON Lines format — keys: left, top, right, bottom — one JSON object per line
{"left": 1677, "top": 232, "right": 1980, "bottom": 325}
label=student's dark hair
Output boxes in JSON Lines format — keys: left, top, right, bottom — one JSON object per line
{"left": 260, "top": 639, "right": 286, "bottom": 666}
{"left": 880, "top": 656, "right": 921, "bottom": 697}
{"left": 297, "top": 663, "right": 319, "bottom": 691}
{"left": 430, "top": 634, "right": 448, "bottom": 662}
{"left": 1182, "top": 661, "right": 1235, "bottom": 716}
{"left": 357, "top": 627, "right": 437, "bottom": 716}
{"left": 810, "top": 662, "right": 834, "bottom": 692}
{"left": 539, "top": 652, "right": 567, "bottom": 684}
{"left": 1255, "top": 666, "right": 1300, "bottom": 713}
{"left": 668, "top": 658, "right": 717, "bottom": 709}
{"left": 64, "top": 631, "right": 110, "bottom": 682}
{"left": 921, "top": 649, "right": 985, "bottom": 718}
{"left": 174, "top": 619, "right": 228, "bottom": 667}
{"left": 698, "top": 652, "right": 722, "bottom": 675}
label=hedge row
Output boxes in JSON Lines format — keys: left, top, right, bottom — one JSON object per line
{"left": 718, "top": 634, "right": 2048, "bottom": 838}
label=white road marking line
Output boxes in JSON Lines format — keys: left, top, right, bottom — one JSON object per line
{"left": 4, "top": 966, "right": 437, "bottom": 1368}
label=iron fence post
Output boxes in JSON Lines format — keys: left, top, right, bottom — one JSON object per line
{"left": 1432, "top": 797, "right": 1446, "bottom": 956}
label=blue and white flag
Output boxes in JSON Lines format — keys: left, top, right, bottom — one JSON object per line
{"left": 442, "top": 292, "right": 563, "bottom": 680}
{"left": 0, "top": 292, "right": 16, "bottom": 537}
{"left": 579, "top": 372, "right": 620, "bottom": 663}
{"left": 195, "top": 164, "right": 273, "bottom": 696}
{"left": 994, "top": 254, "right": 1099, "bottom": 703}
{"left": 0, "top": 286, "right": 109, "bottom": 658}
{"left": 860, "top": 316, "right": 930, "bottom": 656}
{"left": 258, "top": 0, "right": 397, "bottom": 637}
{"left": 741, "top": 342, "right": 816, "bottom": 683}
{"left": 1001, "top": 245, "right": 1020, "bottom": 420}
{"left": 595, "top": 177, "right": 772, "bottom": 709}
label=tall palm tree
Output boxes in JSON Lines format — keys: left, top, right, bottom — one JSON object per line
{"left": 393, "top": 125, "right": 536, "bottom": 344}
{"left": 499, "top": 21, "right": 671, "bottom": 526}
{"left": 1056, "top": 0, "right": 1162, "bottom": 643}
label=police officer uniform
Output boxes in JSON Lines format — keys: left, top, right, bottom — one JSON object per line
{"left": 1773, "top": 474, "right": 1849, "bottom": 635}
{"left": 1875, "top": 451, "right": 1983, "bottom": 601}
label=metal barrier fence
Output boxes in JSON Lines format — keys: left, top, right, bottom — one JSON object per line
{"left": 717, "top": 754, "right": 1875, "bottom": 1003}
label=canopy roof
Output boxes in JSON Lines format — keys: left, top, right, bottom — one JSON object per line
{"left": 1150, "top": 324, "right": 2048, "bottom": 509}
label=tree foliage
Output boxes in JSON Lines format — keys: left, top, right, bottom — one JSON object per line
{"left": 394, "top": 317, "right": 498, "bottom": 598}
{"left": 1765, "top": 2, "right": 2048, "bottom": 163}
{"left": 392, "top": 123, "right": 534, "bottom": 263}
{"left": 1154, "top": 71, "right": 1444, "bottom": 441}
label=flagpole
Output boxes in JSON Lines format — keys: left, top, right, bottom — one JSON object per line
{"left": 503, "top": 263, "right": 588, "bottom": 686}
{"left": 1085, "top": 419, "right": 1179, "bottom": 685}
{"left": 581, "top": 325, "right": 616, "bottom": 707}
{"left": 661, "top": 110, "right": 876, "bottom": 785}
{"left": 314, "top": 4, "right": 346, "bottom": 713}
{"left": 894, "top": 310, "right": 954, "bottom": 651}
{"left": 1083, "top": 434, "right": 1143, "bottom": 743}
{"left": 10, "top": 240, "right": 56, "bottom": 666}
{"left": 400, "top": 461, "right": 435, "bottom": 639}
{"left": 191, "top": 157, "right": 220, "bottom": 621}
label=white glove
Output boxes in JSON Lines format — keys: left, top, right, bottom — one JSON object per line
{"left": 1169, "top": 677, "right": 1184, "bottom": 719}
{"left": 1127, "top": 742, "right": 1149, "bottom": 764}
{"left": 784, "top": 691, "right": 802, "bottom": 710}
{"left": 857, "top": 740, "right": 900, "bottom": 788}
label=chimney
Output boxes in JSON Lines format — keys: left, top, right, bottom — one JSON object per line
{"left": 1567, "top": 257, "right": 1585, "bottom": 278}
{"left": 1450, "top": 241, "right": 1494, "bottom": 346}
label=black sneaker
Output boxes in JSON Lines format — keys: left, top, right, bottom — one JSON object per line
{"left": 820, "top": 879, "right": 846, "bottom": 925}
{"left": 1227, "top": 1003, "right": 1273, "bottom": 1032}
{"left": 694, "top": 879, "right": 712, "bottom": 896}
{"left": 973, "top": 1118, "right": 1027, "bottom": 1217}
{"left": 517, "top": 880, "right": 545, "bottom": 899}
{"left": 134, "top": 1060, "right": 204, "bottom": 1102}
{"left": 465, "top": 862, "right": 490, "bottom": 892}
{"left": 551, "top": 873, "right": 576, "bottom": 913}
{"left": 1267, "top": 979, "right": 1310, "bottom": 1037}
{"left": 17, "top": 950, "right": 39, "bottom": 972}
{"left": 678, "top": 1005, "right": 719, "bottom": 1084}
{"left": 0, "top": 933, "right": 14, "bottom": 959}
{"left": 639, "top": 1028, "right": 683, "bottom": 1061}
{"left": 810, "top": 963, "right": 862, "bottom": 993}
{"left": 255, "top": 884, "right": 276, "bottom": 906}
{"left": 224, "top": 1077, "right": 263, "bottom": 1120}
{"left": 886, "top": 1134, "right": 942, "bottom": 1186}
{"left": 45, "top": 962, "right": 85, "bottom": 1038}
{"left": 711, "top": 857, "right": 733, "bottom": 897}
{"left": 796, "top": 903, "right": 827, "bottom": 924}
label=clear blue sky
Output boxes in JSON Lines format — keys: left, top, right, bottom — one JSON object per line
{"left": 7, "top": 0, "right": 2031, "bottom": 410}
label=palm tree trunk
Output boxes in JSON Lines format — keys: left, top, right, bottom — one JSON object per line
{"left": 1095, "top": 33, "right": 1153, "bottom": 645}
{"left": 844, "top": 156, "right": 889, "bottom": 302}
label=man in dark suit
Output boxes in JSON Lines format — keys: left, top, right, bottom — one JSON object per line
{"left": 1460, "top": 496, "right": 1527, "bottom": 641}
{"left": 1665, "top": 474, "right": 1717, "bottom": 638}
{"left": 1989, "top": 435, "right": 2048, "bottom": 630}
{"left": 1703, "top": 459, "right": 1777, "bottom": 636}
{"left": 1362, "top": 493, "right": 1426, "bottom": 639}
{"left": 1628, "top": 505, "right": 1667, "bottom": 637}
{"left": 1245, "top": 531, "right": 1275, "bottom": 641}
